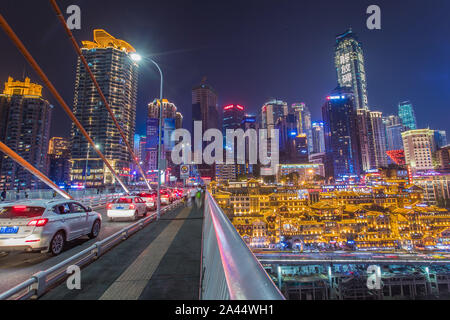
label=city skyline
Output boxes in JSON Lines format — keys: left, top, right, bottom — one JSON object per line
{"left": 1, "top": 1, "right": 450, "bottom": 304}
{"left": 1, "top": 0, "right": 449, "bottom": 139}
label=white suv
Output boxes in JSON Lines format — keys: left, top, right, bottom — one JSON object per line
{"left": 0, "top": 199, "right": 102, "bottom": 256}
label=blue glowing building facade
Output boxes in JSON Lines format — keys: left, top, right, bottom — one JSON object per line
{"left": 322, "top": 87, "right": 362, "bottom": 180}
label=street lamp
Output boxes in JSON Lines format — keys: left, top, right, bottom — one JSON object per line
{"left": 138, "top": 55, "right": 164, "bottom": 220}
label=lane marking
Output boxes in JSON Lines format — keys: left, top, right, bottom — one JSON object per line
{"left": 99, "top": 206, "right": 191, "bottom": 300}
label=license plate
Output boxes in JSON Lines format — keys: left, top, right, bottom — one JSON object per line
{"left": 0, "top": 226, "right": 19, "bottom": 234}
{"left": 116, "top": 206, "right": 124, "bottom": 210}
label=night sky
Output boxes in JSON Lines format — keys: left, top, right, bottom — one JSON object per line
{"left": 1, "top": 0, "right": 449, "bottom": 138}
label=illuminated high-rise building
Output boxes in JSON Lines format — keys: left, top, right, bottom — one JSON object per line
{"left": 221, "top": 104, "right": 246, "bottom": 179}
{"left": 0, "top": 77, "right": 52, "bottom": 189}
{"left": 241, "top": 114, "right": 259, "bottom": 176}
{"left": 434, "top": 130, "right": 448, "bottom": 149}
{"left": 145, "top": 99, "right": 180, "bottom": 179}
{"left": 311, "top": 121, "right": 325, "bottom": 154}
{"left": 70, "top": 29, "right": 139, "bottom": 187}
{"left": 48, "top": 137, "right": 70, "bottom": 185}
{"left": 192, "top": 80, "right": 219, "bottom": 132}
{"left": 398, "top": 101, "right": 417, "bottom": 130}
{"left": 335, "top": 29, "right": 368, "bottom": 110}
{"left": 292, "top": 103, "right": 313, "bottom": 154}
{"left": 402, "top": 129, "right": 436, "bottom": 171}
{"left": 148, "top": 99, "right": 177, "bottom": 119}
{"left": 358, "top": 110, "right": 388, "bottom": 171}
{"left": 322, "top": 87, "right": 361, "bottom": 179}
{"left": 223, "top": 104, "right": 245, "bottom": 135}
{"left": 261, "top": 99, "right": 289, "bottom": 131}
{"left": 175, "top": 112, "right": 183, "bottom": 130}
{"left": 192, "top": 80, "right": 218, "bottom": 179}
{"left": 383, "top": 115, "right": 404, "bottom": 152}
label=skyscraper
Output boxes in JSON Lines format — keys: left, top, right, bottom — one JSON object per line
{"left": 369, "top": 111, "right": 388, "bottom": 168}
{"left": 434, "top": 130, "right": 448, "bottom": 149}
{"left": 146, "top": 99, "right": 181, "bottom": 180}
{"left": 48, "top": 137, "right": 70, "bottom": 186}
{"left": 175, "top": 112, "right": 183, "bottom": 130}
{"left": 223, "top": 104, "right": 245, "bottom": 135}
{"left": 261, "top": 99, "right": 289, "bottom": 131}
{"left": 218, "top": 104, "right": 246, "bottom": 181}
{"left": 385, "top": 124, "right": 405, "bottom": 151}
{"left": 192, "top": 80, "right": 219, "bottom": 179}
{"left": 192, "top": 81, "right": 219, "bottom": 133}
{"left": 398, "top": 101, "right": 417, "bottom": 130}
{"left": 292, "top": 103, "right": 313, "bottom": 154}
{"left": 311, "top": 121, "right": 325, "bottom": 154}
{"left": 322, "top": 87, "right": 361, "bottom": 179}
{"left": 241, "top": 114, "right": 259, "bottom": 176}
{"left": 357, "top": 109, "right": 388, "bottom": 171}
{"left": 0, "top": 77, "right": 52, "bottom": 189}
{"left": 70, "top": 29, "right": 138, "bottom": 187}
{"left": 335, "top": 29, "right": 369, "bottom": 110}
{"left": 402, "top": 129, "right": 436, "bottom": 171}
{"left": 383, "top": 114, "right": 404, "bottom": 152}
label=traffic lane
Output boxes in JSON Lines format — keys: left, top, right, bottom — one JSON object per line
{"left": 0, "top": 203, "right": 165, "bottom": 293}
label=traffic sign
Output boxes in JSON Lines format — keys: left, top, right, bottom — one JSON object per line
{"left": 180, "top": 164, "right": 189, "bottom": 179}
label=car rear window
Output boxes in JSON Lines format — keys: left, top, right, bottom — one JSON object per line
{"left": 138, "top": 193, "right": 155, "bottom": 198}
{"left": 0, "top": 206, "right": 45, "bottom": 219}
{"left": 114, "top": 198, "right": 133, "bottom": 204}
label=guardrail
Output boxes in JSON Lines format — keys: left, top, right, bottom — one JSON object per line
{"left": 2, "top": 188, "right": 123, "bottom": 202}
{"left": 0, "top": 200, "right": 184, "bottom": 300}
{"left": 200, "top": 192, "right": 285, "bottom": 300}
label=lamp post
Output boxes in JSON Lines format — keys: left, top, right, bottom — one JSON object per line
{"left": 130, "top": 53, "right": 164, "bottom": 220}
{"left": 148, "top": 58, "right": 164, "bottom": 221}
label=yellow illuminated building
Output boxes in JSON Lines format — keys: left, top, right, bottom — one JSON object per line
{"left": 210, "top": 180, "right": 450, "bottom": 250}
{"left": 81, "top": 29, "right": 136, "bottom": 53}
{"left": 3, "top": 77, "right": 42, "bottom": 97}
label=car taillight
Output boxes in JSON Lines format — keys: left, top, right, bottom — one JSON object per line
{"left": 130, "top": 204, "right": 136, "bottom": 209}
{"left": 107, "top": 203, "right": 112, "bottom": 209}
{"left": 28, "top": 218, "right": 48, "bottom": 227}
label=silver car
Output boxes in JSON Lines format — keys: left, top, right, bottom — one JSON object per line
{"left": 0, "top": 199, "right": 102, "bottom": 256}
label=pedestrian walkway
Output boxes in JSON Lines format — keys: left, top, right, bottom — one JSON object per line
{"left": 41, "top": 199, "right": 204, "bottom": 300}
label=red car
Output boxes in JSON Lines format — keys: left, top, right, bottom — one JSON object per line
{"left": 137, "top": 192, "right": 157, "bottom": 210}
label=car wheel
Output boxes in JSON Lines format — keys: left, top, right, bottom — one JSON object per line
{"left": 88, "top": 219, "right": 101, "bottom": 239}
{"left": 49, "top": 231, "right": 65, "bottom": 256}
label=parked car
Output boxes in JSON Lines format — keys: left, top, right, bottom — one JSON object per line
{"left": 0, "top": 199, "right": 101, "bottom": 256}
{"left": 106, "top": 196, "right": 147, "bottom": 221}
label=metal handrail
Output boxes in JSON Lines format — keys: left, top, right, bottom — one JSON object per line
{"left": 200, "top": 192, "right": 285, "bottom": 300}
{"left": 0, "top": 200, "right": 183, "bottom": 300}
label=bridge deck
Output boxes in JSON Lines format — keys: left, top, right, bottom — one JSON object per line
{"left": 41, "top": 200, "right": 204, "bottom": 300}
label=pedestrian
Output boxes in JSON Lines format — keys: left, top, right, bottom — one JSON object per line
{"left": 15, "top": 189, "right": 20, "bottom": 201}
{"left": 25, "top": 191, "right": 29, "bottom": 199}
{"left": 52, "top": 191, "right": 57, "bottom": 198}
{"left": 1, "top": 189, "right": 6, "bottom": 202}
{"left": 195, "top": 188, "right": 203, "bottom": 208}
